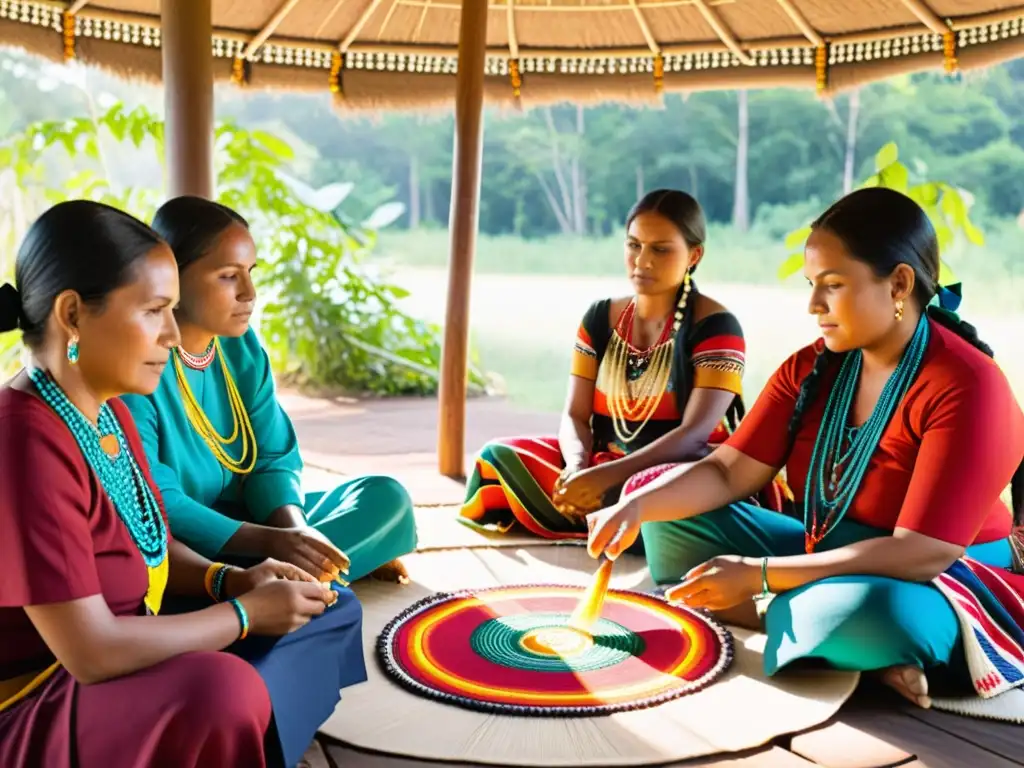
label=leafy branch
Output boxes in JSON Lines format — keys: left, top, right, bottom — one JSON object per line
{"left": 0, "top": 102, "right": 489, "bottom": 396}
{"left": 778, "top": 141, "right": 984, "bottom": 284}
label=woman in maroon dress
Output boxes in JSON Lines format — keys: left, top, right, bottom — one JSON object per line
{"left": 0, "top": 201, "right": 365, "bottom": 767}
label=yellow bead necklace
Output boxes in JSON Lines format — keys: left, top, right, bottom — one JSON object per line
{"left": 173, "top": 338, "right": 258, "bottom": 474}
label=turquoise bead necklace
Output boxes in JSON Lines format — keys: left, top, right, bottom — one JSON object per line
{"left": 27, "top": 367, "right": 167, "bottom": 568}
{"left": 803, "top": 313, "right": 930, "bottom": 553}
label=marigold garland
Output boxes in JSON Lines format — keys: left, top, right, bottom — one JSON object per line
{"left": 62, "top": 11, "right": 75, "bottom": 62}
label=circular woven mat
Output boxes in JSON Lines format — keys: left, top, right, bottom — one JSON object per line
{"left": 320, "top": 546, "right": 860, "bottom": 766}
{"left": 376, "top": 583, "right": 732, "bottom": 717}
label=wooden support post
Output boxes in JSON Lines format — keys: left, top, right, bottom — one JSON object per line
{"left": 437, "top": 0, "right": 487, "bottom": 478}
{"left": 161, "top": 0, "right": 214, "bottom": 199}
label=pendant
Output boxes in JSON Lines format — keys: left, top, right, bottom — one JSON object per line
{"left": 99, "top": 434, "right": 120, "bottom": 459}
{"left": 804, "top": 534, "right": 816, "bottom": 554}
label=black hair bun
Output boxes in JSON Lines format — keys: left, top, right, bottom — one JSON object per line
{"left": 0, "top": 283, "right": 22, "bottom": 333}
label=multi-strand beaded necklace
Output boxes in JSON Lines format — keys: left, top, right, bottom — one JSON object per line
{"left": 802, "top": 314, "right": 930, "bottom": 552}
{"left": 173, "top": 338, "right": 258, "bottom": 475}
{"left": 598, "top": 273, "right": 691, "bottom": 445}
{"left": 28, "top": 367, "right": 168, "bottom": 614}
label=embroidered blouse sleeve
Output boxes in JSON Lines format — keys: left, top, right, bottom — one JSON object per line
{"left": 0, "top": 404, "right": 102, "bottom": 606}
{"left": 895, "top": 361, "right": 1024, "bottom": 546}
{"left": 570, "top": 300, "right": 608, "bottom": 381}
{"left": 724, "top": 344, "right": 817, "bottom": 469}
{"left": 689, "top": 312, "right": 746, "bottom": 395}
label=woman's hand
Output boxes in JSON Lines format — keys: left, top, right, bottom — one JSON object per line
{"left": 664, "top": 555, "right": 761, "bottom": 611}
{"left": 262, "top": 527, "right": 351, "bottom": 582}
{"left": 554, "top": 464, "right": 619, "bottom": 516}
{"left": 237, "top": 580, "right": 338, "bottom": 637}
{"left": 584, "top": 499, "right": 643, "bottom": 560}
{"left": 223, "top": 558, "right": 319, "bottom": 599}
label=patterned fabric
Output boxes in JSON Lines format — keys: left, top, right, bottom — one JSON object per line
{"left": 460, "top": 298, "right": 768, "bottom": 539}
{"left": 933, "top": 558, "right": 1024, "bottom": 698}
{"left": 459, "top": 436, "right": 788, "bottom": 539}
{"left": 574, "top": 301, "right": 746, "bottom": 457}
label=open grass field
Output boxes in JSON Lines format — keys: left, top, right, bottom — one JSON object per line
{"left": 374, "top": 228, "right": 1024, "bottom": 414}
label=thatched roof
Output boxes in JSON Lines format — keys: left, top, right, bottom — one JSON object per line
{"left": 1, "top": 1, "right": 1022, "bottom": 109}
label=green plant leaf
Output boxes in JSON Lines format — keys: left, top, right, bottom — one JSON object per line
{"left": 938, "top": 259, "right": 957, "bottom": 285}
{"left": 777, "top": 252, "right": 804, "bottom": 279}
{"left": 875, "top": 142, "right": 899, "bottom": 171}
{"left": 909, "top": 182, "right": 939, "bottom": 207}
{"left": 252, "top": 130, "right": 295, "bottom": 160}
{"left": 940, "top": 185, "right": 968, "bottom": 227}
{"left": 962, "top": 217, "right": 985, "bottom": 246}
{"left": 879, "top": 161, "right": 909, "bottom": 193}
{"left": 784, "top": 226, "right": 812, "bottom": 250}
{"left": 363, "top": 201, "right": 406, "bottom": 230}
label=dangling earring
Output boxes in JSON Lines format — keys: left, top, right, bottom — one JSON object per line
{"left": 894, "top": 300, "right": 904, "bottom": 322}
{"left": 67, "top": 334, "right": 80, "bottom": 365}
{"left": 674, "top": 270, "right": 692, "bottom": 327}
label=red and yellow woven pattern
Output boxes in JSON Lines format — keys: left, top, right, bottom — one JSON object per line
{"left": 377, "top": 584, "right": 733, "bottom": 716}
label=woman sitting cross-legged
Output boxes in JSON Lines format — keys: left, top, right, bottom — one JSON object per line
{"left": 0, "top": 200, "right": 365, "bottom": 768}
{"left": 587, "top": 187, "right": 1024, "bottom": 709}
{"left": 122, "top": 196, "right": 417, "bottom": 585}
{"left": 460, "top": 189, "right": 787, "bottom": 543}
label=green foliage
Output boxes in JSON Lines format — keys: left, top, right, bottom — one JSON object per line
{"left": 0, "top": 101, "right": 485, "bottom": 396}
{"left": 778, "top": 142, "right": 984, "bottom": 283}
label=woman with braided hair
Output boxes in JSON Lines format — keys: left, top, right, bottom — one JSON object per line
{"left": 460, "top": 190, "right": 787, "bottom": 542}
{"left": 587, "top": 187, "right": 1024, "bottom": 709}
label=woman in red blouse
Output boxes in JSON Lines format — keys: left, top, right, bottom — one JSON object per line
{"left": 587, "top": 187, "right": 1024, "bottom": 709}
{"left": 0, "top": 201, "right": 365, "bottom": 767}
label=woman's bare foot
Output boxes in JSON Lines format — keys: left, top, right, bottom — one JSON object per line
{"left": 880, "top": 665, "right": 932, "bottom": 709}
{"left": 369, "top": 558, "right": 410, "bottom": 584}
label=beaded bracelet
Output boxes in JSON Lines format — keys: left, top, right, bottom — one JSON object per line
{"left": 204, "top": 563, "right": 233, "bottom": 603}
{"left": 228, "top": 598, "right": 250, "bottom": 641}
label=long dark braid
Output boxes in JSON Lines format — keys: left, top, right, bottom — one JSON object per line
{"left": 790, "top": 188, "right": 1023, "bottom": 544}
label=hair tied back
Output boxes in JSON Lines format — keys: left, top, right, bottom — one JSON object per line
{"left": 0, "top": 283, "right": 22, "bottom": 332}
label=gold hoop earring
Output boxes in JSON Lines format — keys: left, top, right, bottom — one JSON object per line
{"left": 894, "top": 300, "right": 904, "bottom": 322}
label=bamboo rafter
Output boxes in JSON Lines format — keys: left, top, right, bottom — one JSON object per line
{"left": 239, "top": 0, "right": 303, "bottom": 60}
{"left": 773, "top": 0, "right": 824, "bottom": 48}
{"left": 899, "top": 0, "right": 952, "bottom": 35}
{"left": 338, "top": 0, "right": 386, "bottom": 52}
{"left": 376, "top": 0, "right": 402, "bottom": 39}
{"left": 691, "top": 0, "right": 754, "bottom": 65}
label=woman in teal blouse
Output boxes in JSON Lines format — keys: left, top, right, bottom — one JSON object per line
{"left": 122, "top": 196, "right": 417, "bottom": 584}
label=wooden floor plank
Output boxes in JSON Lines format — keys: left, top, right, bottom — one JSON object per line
{"left": 300, "top": 739, "right": 331, "bottom": 768}
{"left": 902, "top": 705, "right": 1024, "bottom": 764}
{"left": 789, "top": 721, "right": 912, "bottom": 768}
{"left": 826, "top": 689, "right": 1021, "bottom": 768}
{"left": 321, "top": 741, "right": 817, "bottom": 768}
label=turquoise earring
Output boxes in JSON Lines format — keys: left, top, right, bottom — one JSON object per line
{"left": 67, "top": 335, "right": 80, "bottom": 365}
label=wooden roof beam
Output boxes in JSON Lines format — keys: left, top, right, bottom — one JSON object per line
{"left": 899, "top": 0, "right": 952, "bottom": 35}
{"left": 67, "top": 0, "right": 92, "bottom": 13}
{"left": 773, "top": 0, "right": 825, "bottom": 48}
{"left": 627, "top": 0, "right": 660, "bottom": 54}
{"left": 240, "top": 0, "right": 304, "bottom": 60}
{"left": 692, "top": 0, "right": 754, "bottom": 65}
{"left": 507, "top": 0, "right": 519, "bottom": 59}
{"left": 339, "top": 0, "right": 386, "bottom": 53}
